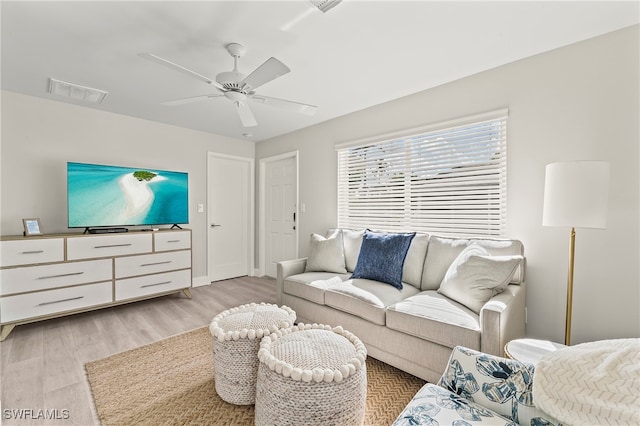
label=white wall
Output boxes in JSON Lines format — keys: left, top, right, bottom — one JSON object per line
{"left": 0, "top": 91, "right": 255, "bottom": 282}
{"left": 256, "top": 25, "right": 639, "bottom": 344}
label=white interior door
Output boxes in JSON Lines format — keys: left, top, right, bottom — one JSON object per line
{"left": 207, "top": 153, "right": 254, "bottom": 282}
{"left": 263, "top": 154, "right": 298, "bottom": 278}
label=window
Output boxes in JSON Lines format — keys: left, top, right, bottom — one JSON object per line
{"left": 336, "top": 110, "right": 508, "bottom": 237}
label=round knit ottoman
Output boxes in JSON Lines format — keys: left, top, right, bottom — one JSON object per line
{"left": 255, "top": 323, "right": 367, "bottom": 426}
{"left": 209, "top": 302, "right": 296, "bottom": 405}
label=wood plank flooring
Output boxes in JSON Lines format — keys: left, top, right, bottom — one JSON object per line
{"left": 0, "top": 276, "right": 277, "bottom": 425}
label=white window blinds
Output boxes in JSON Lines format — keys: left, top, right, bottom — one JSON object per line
{"left": 336, "top": 110, "right": 508, "bottom": 237}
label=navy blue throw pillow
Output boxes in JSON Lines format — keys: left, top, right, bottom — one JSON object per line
{"left": 351, "top": 230, "right": 416, "bottom": 289}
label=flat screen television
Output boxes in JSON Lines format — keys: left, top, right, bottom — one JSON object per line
{"left": 67, "top": 162, "right": 189, "bottom": 230}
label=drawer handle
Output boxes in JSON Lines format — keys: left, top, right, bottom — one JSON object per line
{"left": 141, "top": 281, "right": 172, "bottom": 288}
{"left": 140, "top": 261, "right": 172, "bottom": 267}
{"left": 166, "top": 240, "right": 181, "bottom": 243}
{"left": 22, "top": 250, "right": 45, "bottom": 254}
{"left": 38, "top": 272, "right": 84, "bottom": 280}
{"left": 37, "top": 296, "right": 84, "bottom": 306}
{"left": 94, "top": 243, "right": 132, "bottom": 249}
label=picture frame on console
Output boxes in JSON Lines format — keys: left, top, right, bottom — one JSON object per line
{"left": 22, "top": 218, "right": 43, "bottom": 236}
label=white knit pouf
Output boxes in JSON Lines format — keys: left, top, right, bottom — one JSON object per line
{"left": 209, "top": 303, "right": 296, "bottom": 405}
{"left": 255, "top": 323, "right": 368, "bottom": 426}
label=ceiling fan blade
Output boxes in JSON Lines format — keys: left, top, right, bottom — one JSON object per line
{"left": 235, "top": 101, "right": 257, "bottom": 127}
{"left": 139, "top": 53, "right": 225, "bottom": 90}
{"left": 241, "top": 57, "right": 290, "bottom": 90}
{"left": 161, "top": 94, "right": 223, "bottom": 106}
{"left": 251, "top": 95, "right": 318, "bottom": 116}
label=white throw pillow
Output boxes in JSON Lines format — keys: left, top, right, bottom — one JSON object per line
{"left": 437, "top": 243, "right": 523, "bottom": 313}
{"left": 305, "top": 230, "right": 347, "bottom": 274}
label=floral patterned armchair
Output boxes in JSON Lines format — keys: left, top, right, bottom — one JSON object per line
{"left": 393, "top": 346, "right": 561, "bottom": 426}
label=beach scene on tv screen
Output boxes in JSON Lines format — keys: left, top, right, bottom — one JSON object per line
{"left": 68, "top": 162, "right": 188, "bottom": 227}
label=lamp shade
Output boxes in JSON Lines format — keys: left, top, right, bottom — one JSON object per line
{"left": 542, "top": 161, "right": 610, "bottom": 229}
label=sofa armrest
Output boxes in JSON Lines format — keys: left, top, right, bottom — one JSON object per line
{"left": 276, "top": 257, "right": 307, "bottom": 305}
{"left": 480, "top": 282, "right": 526, "bottom": 356}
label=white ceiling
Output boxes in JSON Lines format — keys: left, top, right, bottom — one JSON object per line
{"left": 2, "top": 1, "right": 638, "bottom": 142}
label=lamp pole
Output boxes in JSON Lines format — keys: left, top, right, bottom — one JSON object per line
{"left": 565, "top": 227, "right": 576, "bottom": 346}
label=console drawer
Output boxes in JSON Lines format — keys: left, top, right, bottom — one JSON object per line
{"left": 0, "top": 259, "right": 112, "bottom": 296}
{"left": 115, "top": 269, "right": 191, "bottom": 301}
{"left": 154, "top": 231, "right": 191, "bottom": 252}
{"left": 0, "top": 281, "right": 113, "bottom": 323}
{"left": 115, "top": 250, "right": 190, "bottom": 279}
{"left": 0, "top": 228, "right": 193, "bottom": 341}
{"left": 67, "top": 234, "right": 152, "bottom": 260}
{"left": 0, "top": 238, "right": 64, "bottom": 267}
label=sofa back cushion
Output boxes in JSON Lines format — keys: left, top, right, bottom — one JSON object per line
{"left": 422, "top": 236, "right": 525, "bottom": 291}
{"left": 341, "top": 229, "right": 365, "bottom": 272}
{"left": 402, "top": 233, "right": 429, "bottom": 288}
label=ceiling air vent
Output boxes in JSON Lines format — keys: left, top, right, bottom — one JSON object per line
{"left": 309, "top": 0, "right": 342, "bottom": 13}
{"left": 48, "top": 78, "right": 108, "bottom": 104}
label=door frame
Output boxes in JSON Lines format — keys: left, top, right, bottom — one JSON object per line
{"left": 258, "top": 150, "right": 299, "bottom": 277}
{"left": 207, "top": 151, "right": 255, "bottom": 282}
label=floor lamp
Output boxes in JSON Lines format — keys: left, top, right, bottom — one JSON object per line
{"left": 542, "top": 161, "right": 610, "bottom": 346}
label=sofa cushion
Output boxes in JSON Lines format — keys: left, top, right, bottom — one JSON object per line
{"left": 352, "top": 230, "right": 416, "bottom": 289}
{"left": 421, "top": 236, "right": 525, "bottom": 290}
{"left": 305, "top": 230, "right": 346, "bottom": 274}
{"left": 325, "top": 278, "right": 421, "bottom": 325}
{"left": 437, "top": 244, "right": 523, "bottom": 314}
{"left": 386, "top": 290, "right": 480, "bottom": 350}
{"left": 401, "top": 233, "right": 429, "bottom": 289}
{"left": 342, "top": 229, "right": 365, "bottom": 272}
{"left": 283, "top": 272, "right": 349, "bottom": 305}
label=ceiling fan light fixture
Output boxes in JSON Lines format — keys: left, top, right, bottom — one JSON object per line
{"left": 224, "top": 91, "right": 247, "bottom": 102}
{"left": 215, "top": 70, "right": 247, "bottom": 90}
{"left": 48, "top": 78, "right": 108, "bottom": 104}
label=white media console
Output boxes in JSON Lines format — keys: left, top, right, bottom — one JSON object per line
{"left": 0, "top": 229, "right": 192, "bottom": 340}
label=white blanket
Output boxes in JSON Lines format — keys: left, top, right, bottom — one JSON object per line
{"left": 533, "top": 338, "right": 640, "bottom": 426}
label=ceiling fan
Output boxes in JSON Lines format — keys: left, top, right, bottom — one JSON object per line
{"left": 140, "top": 43, "right": 317, "bottom": 127}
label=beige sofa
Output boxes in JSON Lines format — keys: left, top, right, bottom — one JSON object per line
{"left": 276, "top": 229, "right": 527, "bottom": 383}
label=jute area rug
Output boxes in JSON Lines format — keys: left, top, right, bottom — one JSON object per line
{"left": 85, "top": 326, "right": 426, "bottom": 426}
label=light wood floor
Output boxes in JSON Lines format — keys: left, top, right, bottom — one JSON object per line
{"left": 0, "top": 276, "right": 277, "bottom": 425}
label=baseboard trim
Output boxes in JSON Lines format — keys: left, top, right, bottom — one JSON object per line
{"left": 192, "top": 276, "right": 211, "bottom": 288}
